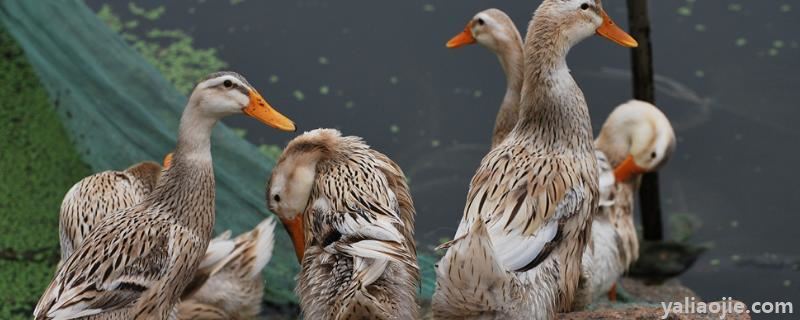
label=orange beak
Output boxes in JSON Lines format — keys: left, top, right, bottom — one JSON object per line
{"left": 446, "top": 23, "right": 476, "bottom": 48}
{"left": 280, "top": 215, "right": 305, "bottom": 263}
{"left": 162, "top": 153, "right": 174, "bottom": 169}
{"left": 243, "top": 90, "right": 296, "bottom": 132}
{"left": 596, "top": 9, "right": 638, "bottom": 48}
{"left": 614, "top": 155, "right": 646, "bottom": 182}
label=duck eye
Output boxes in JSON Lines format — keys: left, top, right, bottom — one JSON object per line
{"left": 651, "top": 152, "right": 657, "bottom": 159}
{"left": 223, "top": 80, "right": 233, "bottom": 88}
{"left": 580, "top": 3, "right": 590, "bottom": 10}
{"left": 476, "top": 18, "right": 485, "bottom": 26}
{"left": 273, "top": 194, "right": 281, "bottom": 202}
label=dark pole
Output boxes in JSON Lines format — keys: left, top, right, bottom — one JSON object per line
{"left": 626, "top": 0, "right": 663, "bottom": 241}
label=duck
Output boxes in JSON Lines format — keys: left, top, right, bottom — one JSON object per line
{"left": 445, "top": 9, "right": 673, "bottom": 308}
{"left": 56, "top": 150, "right": 278, "bottom": 319}
{"left": 57, "top": 160, "right": 162, "bottom": 265}
{"left": 179, "top": 217, "right": 278, "bottom": 320}
{"left": 267, "top": 128, "right": 419, "bottom": 320}
{"left": 34, "top": 71, "right": 296, "bottom": 319}
{"left": 446, "top": 8, "right": 524, "bottom": 148}
{"left": 432, "top": 1, "right": 637, "bottom": 319}
{"left": 579, "top": 100, "right": 676, "bottom": 302}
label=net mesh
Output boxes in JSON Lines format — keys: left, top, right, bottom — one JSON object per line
{"left": 0, "top": 0, "right": 436, "bottom": 304}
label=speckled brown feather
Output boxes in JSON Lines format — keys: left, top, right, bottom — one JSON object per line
{"left": 271, "top": 129, "right": 419, "bottom": 320}
{"left": 434, "top": 1, "right": 600, "bottom": 318}
{"left": 180, "top": 217, "right": 277, "bottom": 320}
{"left": 58, "top": 161, "right": 162, "bottom": 264}
{"left": 35, "top": 156, "right": 215, "bottom": 320}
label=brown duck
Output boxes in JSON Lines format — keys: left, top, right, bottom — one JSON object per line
{"left": 433, "top": 1, "right": 637, "bottom": 319}
{"left": 34, "top": 71, "right": 295, "bottom": 319}
{"left": 267, "top": 129, "right": 419, "bottom": 320}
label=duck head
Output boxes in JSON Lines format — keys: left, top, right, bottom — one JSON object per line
{"left": 537, "top": 0, "right": 638, "bottom": 49}
{"left": 268, "top": 129, "right": 352, "bottom": 263}
{"left": 595, "top": 100, "right": 676, "bottom": 182}
{"left": 188, "top": 71, "right": 296, "bottom": 132}
{"left": 267, "top": 131, "right": 335, "bottom": 262}
{"left": 446, "top": 8, "right": 521, "bottom": 53}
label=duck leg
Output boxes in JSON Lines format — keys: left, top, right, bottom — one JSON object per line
{"left": 607, "top": 283, "right": 617, "bottom": 302}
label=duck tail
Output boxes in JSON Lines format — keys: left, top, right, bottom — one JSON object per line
{"left": 241, "top": 216, "right": 277, "bottom": 279}
{"left": 432, "top": 218, "right": 517, "bottom": 317}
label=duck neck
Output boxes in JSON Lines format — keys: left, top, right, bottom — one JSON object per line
{"left": 157, "top": 102, "right": 217, "bottom": 233}
{"left": 514, "top": 16, "right": 593, "bottom": 154}
{"left": 176, "top": 103, "right": 216, "bottom": 161}
{"left": 491, "top": 36, "right": 524, "bottom": 147}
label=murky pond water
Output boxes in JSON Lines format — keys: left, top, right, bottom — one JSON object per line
{"left": 87, "top": 0, "right": 800, "bottom": 304}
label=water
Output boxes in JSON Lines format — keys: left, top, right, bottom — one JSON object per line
{"left": 86, "top": 0, "right": 800, "bottom": 305}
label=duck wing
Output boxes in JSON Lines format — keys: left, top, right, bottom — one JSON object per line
{"left": 35, "top": 205, "right": 172, "bottom": 319}
{"left": 459, "top": 145, "right": 596, "bottom": 272}
{"left": 311, "top": 154, "right": 417, "bottom": 284}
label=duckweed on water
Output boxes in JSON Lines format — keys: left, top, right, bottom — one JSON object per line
{"left": 269, "top": 74, "right": 279, "bottom": 84}
{"left": 293, "top": 90, "right": 305, "bottom": 101}
{"left": 727, "top": 3, "right": 742, "bottom": 12}
{"left": 318, "top": 56, "right": 329, "bottom": 65}
{"left": 768, "top": 48, "right": 779, "bottom": 56}
{"left": 735, "top": 37, "right": 748, "bottom": 47}
{"left": 232, "top": 128, "right": 247, "bottom": 138}
{"left": 96, "top": 3, "right": 227, "bottom": 94}
{"left": 258, "top": 144, "right": 283, "bottom": 160}
{"left": 319, "top": 85, "right": 330, "bottom": 95}
{"left": 0, "top": 27, "right": 91, "bottom": 319}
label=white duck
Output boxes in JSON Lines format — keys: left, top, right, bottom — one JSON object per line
{"left": 433, "top": 1, "right": 637, "bottom": 319}
{"left": 577, "top": 100, "right": 676, "bottom": 305}
{"left": 34, "top": 71, "right": 295, "bottom": 319}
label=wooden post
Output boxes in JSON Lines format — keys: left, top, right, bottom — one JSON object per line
{"left": 626, "top": 0, "right": 663, "bottom": 241}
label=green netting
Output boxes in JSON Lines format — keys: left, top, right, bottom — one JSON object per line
{"left": 0, "top": 0, "right": 437, "bottom": 304}
{"left": 0, "top": 0, "right": 300, "bottom": 304}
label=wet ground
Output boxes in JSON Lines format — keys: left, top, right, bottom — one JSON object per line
{"left": 86, "top": 0, "right": 800, "bottom": 305}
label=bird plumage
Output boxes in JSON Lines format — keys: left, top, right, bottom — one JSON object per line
{"left": 433, "top": 1, "right": 637, "bottom": 318}
{"left": 35, "top": 71, "right": 295, "bottom": 319}
{"left": 180, "top": 217, "right": 278, "bottom": 320}
{"left": 268, "top": 129, "right": 419, "bottom": 320}
{"left": 58, "top": 161, "right": 162, "bottom": 264}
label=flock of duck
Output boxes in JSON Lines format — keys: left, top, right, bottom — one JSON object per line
{"left": 32, "top": 1, "right": 677, "bottom": 319}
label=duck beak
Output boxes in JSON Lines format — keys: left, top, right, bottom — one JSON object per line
{"left": 163, "top": 153, "right": 174, "bottom": 169}
{"left": 596, "top": 9, "right": 638, "bottom": 48}
{"left": 446, "top": 23, "right": 476, "bottom": 48}
{"left": 243, "top": 90, "right": 296, "bottom": 132}
{"left": 280, "top": 215, "right": 305, "bottom": 263}
{"left": 614, "top": 155, "right": 646, "bottom": 182}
